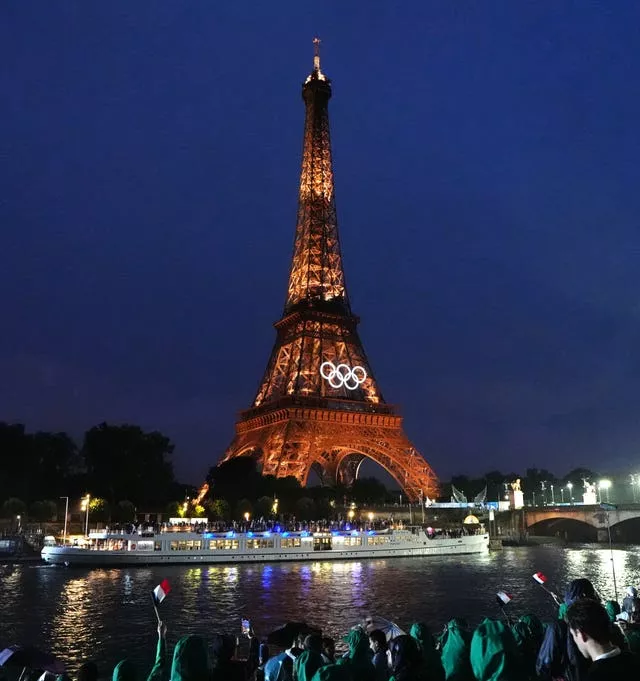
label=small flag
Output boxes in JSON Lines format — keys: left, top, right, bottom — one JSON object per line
{"left": 496, "top": 591, "right": 512, "bottom": 605}
{"left": 153, "top": 579, "right": 171, "bottom": 604}
{"left": 533, "top": 572, "right": 547, "bottom": 585}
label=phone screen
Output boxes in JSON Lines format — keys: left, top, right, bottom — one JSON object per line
{"left": 241, "top": 618, "right": 250, "bottom": 634}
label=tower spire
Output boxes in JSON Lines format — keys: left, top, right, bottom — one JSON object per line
{"left": 313, "top": 36, "right": 321, "bottom": 73}
{"left": 286, "top": 37, "right": 347, "bottom": 314}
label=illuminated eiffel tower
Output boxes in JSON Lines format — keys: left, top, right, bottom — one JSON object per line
{"left": 222, "top": 40, "right": 438, "bottom": 500}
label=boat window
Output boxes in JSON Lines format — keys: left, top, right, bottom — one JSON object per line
{"left": 368, "top": 536, "right": 390, "bottom": 545}
{"left": 281, "top": 537, "right": 302, "bottom": 548}
{"left": 313, "top": 538, "right": 332, "bottom": 551}
{"left": 247, "top": 539, "right": 275, "bottom": 549}
{"left": 208, "top": 539, "right": 239, "bottom": 550}
{"left": 342, "top": 536, "right": 362, "bottom": 546}
{"left": 170, "top": 540, "right": 203, "bottom": 551}
{"left": 154, "top": 542, "right": 162, "bottom": 551}
{"left": 136, "top": 541, "right": 154, "bottom": 551}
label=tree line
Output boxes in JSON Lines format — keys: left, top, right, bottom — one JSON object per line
{"left": 0, "top": 421, "right": 179, "bottom": 522}
{"left": 1, "top": 420, "right": 635, "bottom": 524}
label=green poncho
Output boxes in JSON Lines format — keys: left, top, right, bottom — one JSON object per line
{"left": 409, "top": 623, "right": 445, "bottom": 681}
{"left": 511, "top": 615, "right": 543, "bottom": 681}
{"left": 172, "top": 636, "right": 209, "bottom": 681}
{"left": 439, "top": 619, "right": 472, "bottom": 681}
{"left": 337, "top": 628, "right": 374, "bottom": 681}
{"left": 311, "top": 664, "right": 352, "bottom": 681}
{"left": 113, "top": 660, "right": 137, "bottom": 681}
{"left": 295, "top": 650, "right": 325, "bottom": 681}
{"left": 470, "top": 619, "right": 518, "bottom": 681}
{"left": 604, "top": 600, "right": 621, "bottom": 623}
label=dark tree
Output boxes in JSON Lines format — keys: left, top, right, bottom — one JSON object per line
{"left": 82, "top": 423, "right": 175, "bottom": 507}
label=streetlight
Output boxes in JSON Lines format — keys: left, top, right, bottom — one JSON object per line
{"left": 561, "top": 488, "right": 565, "bottom": 503}
{"left": 599, "top": 480, "right": 612, "bottom": 504}
{"left": 80, "top": 494, "right": 91, "bottom": 536}
{"left": 567, "top": 482, "right": 573, "bottom": 505}
{"left": 243, "top": 512, "right": 250, "bottom": 523}
{"left": 347, "top": 509, "right": 355, "bottom": 522}
{"left": 16, "top": 515, "right": 21, "bottom": 532}
{"left": 60, "top": 496, "right": 69, "bottom": 545}
{"left": 367, "top": 512, "right": 374, "bottom": 524}
{"left": 550, "top": 484, "right": 555, "bottom": 505}
{"left": 271, "top": 498, "right": 279, "bottom": 515}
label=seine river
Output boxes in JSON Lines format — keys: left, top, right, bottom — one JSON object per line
{"left": 2, "top": 545, "right": 640, "bottom": 675}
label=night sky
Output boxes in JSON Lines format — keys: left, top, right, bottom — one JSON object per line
{"left": 2, "top": 3, "right": 640, "bottom": 486}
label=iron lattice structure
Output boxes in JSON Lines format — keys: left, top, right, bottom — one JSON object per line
{"left": 222, "top": 41, "right": 439, "bottom": 501}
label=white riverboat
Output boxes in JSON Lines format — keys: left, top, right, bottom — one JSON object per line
{"left": 41, "top": 527, "right": 489, "bottom": 566}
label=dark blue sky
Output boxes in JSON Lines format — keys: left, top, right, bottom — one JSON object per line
{"left": 2, "top": 2, "right": 640, "bottom": 485}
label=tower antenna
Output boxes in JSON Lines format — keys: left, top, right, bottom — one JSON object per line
{"left": 313, "top": 36, "right": 321, "bottom": 72}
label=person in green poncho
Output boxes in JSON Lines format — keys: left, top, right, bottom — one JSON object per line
{"left": 146, "top": 622, "right": 211, "bottom": 681}
{"left": 438, "top": 618, "right": 472, "bottom": 681}
{"left": 113, "top": 660, "right": 137, "bottom": 681}
{"left": 295, "top": 635, "right": 326, "bottom": 681}
{"left": 510, "top": 615, "right": 543, "bottom": 681}
{"left": 408, "top": 623, "right": 444, "bottom": 681}
{"left": 336, "top": 628, "right": 374, "bottom": 681}
{"left": 603, "top": 600, "right": 620, "bottom": 623}
{"left": 469, "top": 618, "right": 518, "bottom": 681}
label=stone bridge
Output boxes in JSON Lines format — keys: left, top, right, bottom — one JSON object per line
{"left": 524, "top": 504, "right": 640, "bottom": 541}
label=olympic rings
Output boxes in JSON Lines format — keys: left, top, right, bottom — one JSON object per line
{"left": 320, "top": 361, "right": 367, "bottom": 390}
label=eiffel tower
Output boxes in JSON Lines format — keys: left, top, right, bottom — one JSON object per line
{"left": 221, "top": 40, "right": 439, "bottom": 501}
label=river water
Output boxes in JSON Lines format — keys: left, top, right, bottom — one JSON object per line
{"left": 2, "top": 545, "right": 640, "bottom": 675}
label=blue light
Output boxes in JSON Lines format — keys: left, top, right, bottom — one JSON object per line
{"left": 274, "top": 525, "right": 282, "bottom": 533}
{"left": 203, "top": 533, "right": 213, "bottom": 539}
{"left": 367, "top": 530, "right": 375, "bottom": 536}
{"left": 226, "top": 531, "right": 235, "bottom": 538}
{"left": 351, "top": 530, "right": 359, "bottom": 536}
{"left": 332, "top": 532, "right": 339, "bottom": 537}
{"left": 247, "top": 531, "right": 253, "bottom": 538}
{"left": 263, "top": 531, "right": 271, "bottom": 537}
{"left": 282, "top": 532, "right": 289, "bottom": 537}
{"left": 301, "top": 531, "right": 309, "bottom": 537}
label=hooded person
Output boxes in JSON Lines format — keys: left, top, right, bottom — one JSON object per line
{"left": 622, "top": 587, "right": 638, "bottom": 616}
{"left": 439, "top": 618, "right": 472, "bottom": 681}
{"left": 294, "top": 636, "right": 326, "bottom": 681}
{"left": 603, "top": 600, "right": 621, "bottom": 623}
{"left": 211, "top": 633, "right": 246, "bottom": 681}
{"left": 113, "top": 661, "right": 137, "bottom": 681}
{"left": 388, "top": 635, "right": 425, "bottom": 681}
{"left": 536, "top": 578, "right": 597, "bottom": 681}
{"left": 408, "top": 623, "right": 444, "bottom": 681}
{"left": 170, "top": 636, "right": 210, "bottom": 681}
{"left": 469, "top": 618, "right": 518, "bottom": 681}
{"left": 336, "top": 628, "right": 374, "bottom": 681}
{"left": 510, "top": 615, "right": 544, "bottom": 681}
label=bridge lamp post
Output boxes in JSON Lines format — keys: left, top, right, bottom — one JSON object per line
{"left": 599, "top": 480, "right": 611, "bottom": 503}
{"left": 561, "top": 488, "right": 565, "bottom": 503}
{"left": 550, "top": 485, "right": 555, "bottom": 505}
{"left": 566, "top": 482, "right": 574, "bottom": 505}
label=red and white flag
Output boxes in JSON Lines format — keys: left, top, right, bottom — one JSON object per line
{"left": 153, "top": 579, "right": 171, "bottom": 604}
{"left": 533, "top": 572, "right": 548, "bottom": 585}
{"left": 496, "top": 591, "right": 512, "bottom": 605}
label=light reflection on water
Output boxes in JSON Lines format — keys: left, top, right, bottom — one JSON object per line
{"left": 1, "top": 546, "right": 640, "bottom": 676}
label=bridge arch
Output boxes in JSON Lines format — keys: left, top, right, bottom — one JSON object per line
{"left": 527, "top": 517, "right": 598, "bottom": 542}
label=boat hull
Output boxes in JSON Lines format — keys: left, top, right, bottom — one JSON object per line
{"left": 41, "top": 533, "right": 489, "bottom": 567}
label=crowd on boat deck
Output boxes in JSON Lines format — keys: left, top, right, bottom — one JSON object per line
{"left": 98, "top": 520, "right": 485, "bottom": 537}
{"left": 6, "top": 578, "right": 640, "bottom": 681}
